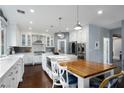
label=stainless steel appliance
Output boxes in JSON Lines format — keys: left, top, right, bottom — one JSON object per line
{"left": 77, "top": 43, "right": 86, "bottom": 59}
{"left": 69, "top": 41, "right": 77, "bottom": 55}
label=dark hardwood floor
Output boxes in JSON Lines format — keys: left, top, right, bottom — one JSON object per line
{"left": 18, "top": 64, "right": 124, "bottom": 88}
{"left": 18, "top": 64, "right": 52, "bottom": 88}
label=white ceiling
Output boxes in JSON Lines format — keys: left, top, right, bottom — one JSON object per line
{"left": 0, "top": 5, "right": 124, "bottom": 33}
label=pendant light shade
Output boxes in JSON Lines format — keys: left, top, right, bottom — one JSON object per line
{"left": 74, "top": 5, "right": 82, "bottom": 30}
{"left": 57, "top": 32, "right": 64, "bottom": 38}
{"left": 74, "top": 21, "right": 82, "bottom": 30}
{"left": 57, "top": 17, "right": 65, "bottom": 39}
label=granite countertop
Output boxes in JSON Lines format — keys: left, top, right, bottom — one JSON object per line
{"left": 0, "top": 54, "right": 24, "bottom": 79}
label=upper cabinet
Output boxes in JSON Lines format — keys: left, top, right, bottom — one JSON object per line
{"left": 21, "top": 32, "right": 32, "bottom": 47}
{"left": 32, "top": 34, "right": 45, "bottom": 44}
{"left": 46, "top": 35, "right": 54, "bottom": 47}
{"left": 50, "top": 36, "right": 54, "bottom": 47}
{"left": 69, "top": 26, "right": 88, "bottom": 43}
{"left": 46, "top": 36, "right": 50, "bottom": 47}
{"left": 21, "top": 32, "right": 54, "bottom": 48}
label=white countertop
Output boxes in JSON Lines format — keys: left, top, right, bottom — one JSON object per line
{"left": 47, "top": 54, "right": 77, "bottom": 60}
{"left": 0, "top": 54, "right": 24, "bottom": 79}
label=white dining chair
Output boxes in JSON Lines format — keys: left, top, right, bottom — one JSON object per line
{"left": 58, "top": 65, "right": 69, "bottom": 88}
{"left": 51, "top": 58, "right": 62, "bottom": 88}
{"left": 58, "top": 64, "right": 77, "bottom": 88}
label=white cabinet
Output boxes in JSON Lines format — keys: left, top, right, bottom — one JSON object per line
{"left": 46, "top": 36, "right": 50, "bottom": 47}
{"left": 0, "top": 73, "right": 10, "bottom": 88}
{"left": 0, "top": 58, "right": 24, "bottom": 88}
{"left": 23, "top": 53, "right": 43, "bottom": 65}
{"left": 23, "top": 53, "right": 33, "bottom": 65}
{"left": 50, "top": 36, "right": 54, "bottom": 47}
{"left": 33, "top": 55, "right": 42, "bottom": 64}
{"left": 21, "top": 33, "right": 32, "bottom": 47}
{"left": 69, "top": 29, "right": 87, "bottom": 43}
{"left": 46, "top": 35, "right": 54, "bottom": 47}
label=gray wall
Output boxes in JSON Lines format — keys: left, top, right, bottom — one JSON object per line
{"left": 54, "top": 32, "right": 69, "bottom": 53}
{"left": 86, "top": 24, "right": 110, "bottom": 63}
{"left": 110, "top": 28, "right": 121, "bottom": 35}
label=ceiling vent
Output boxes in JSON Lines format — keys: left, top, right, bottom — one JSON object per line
{"left": 17, "top": 9, "right": 25, "bottom": 14}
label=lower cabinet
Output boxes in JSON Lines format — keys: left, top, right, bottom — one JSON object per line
{"left": 23, "top": 53, "right": 42, "bottom": 65}
{"left": 0, "top": 58, "right": 24, "bottom": 88}
{"left": 24, "top": 53, "right": 42, "bottom": 65}
{"left": 33, "top": 55, "right": 42, "bottom": 65}
{"left": 23, "top": 53, "right": 33, "bottom": 65}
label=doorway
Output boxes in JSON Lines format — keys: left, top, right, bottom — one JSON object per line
{"left": 103, "top": 38, "right": 110, "bottom": 64}
{"left": 112, "top": 34, "right": 122, "bottom": 73}
{"left": 57, "top": 39, "right": 66, "bottom": 54}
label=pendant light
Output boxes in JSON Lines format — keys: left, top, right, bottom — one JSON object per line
{"left": 74, "top": 5, "right": 82, "bottom": 30}
{"left": 57, "top": 17, "right": 64, "bottom": 39}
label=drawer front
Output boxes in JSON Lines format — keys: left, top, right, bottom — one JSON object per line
{"left": 0, "top": 58, "right": 24, "bottom": 88}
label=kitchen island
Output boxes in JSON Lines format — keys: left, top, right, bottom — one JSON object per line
{"left": 0, "top": 54, "right": 24, "bottom": 88}
{"left": 42, "top": 53, "right": 77, "bottom": 79}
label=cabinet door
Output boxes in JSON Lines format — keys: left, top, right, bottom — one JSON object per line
{"left": 51, "top": 37, "right": 54, "bottom": 46}
{"left": 0, "top": 80, "right": 6, "bottom": 88}
{"left": 0, "top": 74, "right": 10, "bottom": 88}
{"left": 27, "top": 35, "right": 31, "bottom": 46}
{"left": 47, "top": 36, "right": 50, "bottom": 47}
{"left": 24, "top": 54, "right": 33, "bottom": 65}
{"left": 21, "top": 34, "right": 26, "bottom": 46}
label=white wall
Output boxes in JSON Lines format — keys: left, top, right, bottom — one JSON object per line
{"left": 7, "top": 24, "right": 21, "bottom": 47}
{"left": 69, "top": 25, "right": 88, "bottom": 43}
{"left": 113, "top": 37, "right": 122, "bottom": 60}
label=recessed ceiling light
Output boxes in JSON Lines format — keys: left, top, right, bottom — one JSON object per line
{"left": 30, "top": 9, "right": 35, "bottom": 13}
{"left": 29, "top": 27, "right": 32, "bottom": 30}
{"left": 97, "top": 10, "right": 103, "bottom": 15}
{"left": 29, "top": 21, "right": 33, "bottom": 24}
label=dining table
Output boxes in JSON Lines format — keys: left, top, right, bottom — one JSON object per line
{"left": 59, "top": 59, "right": 116, "bottom": 88}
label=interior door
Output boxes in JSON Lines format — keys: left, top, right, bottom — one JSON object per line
{"left": 103, "top": 38, "right": 110, "bottom": 64}
{"left": 58, "top": 40, "right": 66, "bottom": 54}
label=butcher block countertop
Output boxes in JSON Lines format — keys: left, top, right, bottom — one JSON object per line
{"left": 59, "top": 60, "right": 116, "bottom": 78}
